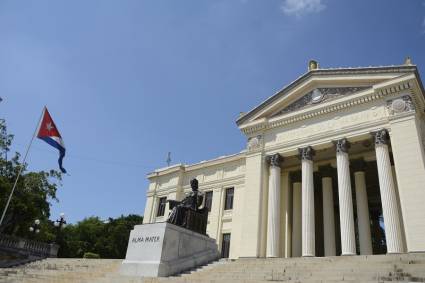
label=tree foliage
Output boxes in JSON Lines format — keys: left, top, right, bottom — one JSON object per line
{"left": 0, "top": 119, "right": 62, "bottom": 242}
{"left": 0, "top": 119, "right": 143, "bottom": 258}
{"left": 57, "top": 214, "right": 143, "bottom": 258}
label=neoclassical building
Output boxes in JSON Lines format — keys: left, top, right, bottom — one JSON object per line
{"left": 143, "top": 59, "right": 425, "bottom": 259}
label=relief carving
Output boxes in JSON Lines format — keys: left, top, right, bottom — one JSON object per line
{"left": 247, "top": 135, "right": 263, "bottom": 151}
{"left": 387, "top": 95, "right": 415, "bottom": 115}
{"left": 273, "top": 86, "right": 371, "bottom": 117}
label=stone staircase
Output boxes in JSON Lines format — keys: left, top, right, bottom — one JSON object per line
{"left": 1, "top": 253, "right": 425, "bottom": 282}
{"left": 0, "top": 259, "right": 123, "bottom": 283}
{"left": 173, "top": 254, "right": 425, "bottom": 283}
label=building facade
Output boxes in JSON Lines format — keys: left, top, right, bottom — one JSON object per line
{"left": 143, "top": 60, "right": 425, "bottom": 259}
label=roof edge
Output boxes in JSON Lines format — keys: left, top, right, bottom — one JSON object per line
{"left": 147, "top": 151, "right": 246, "bottom": 178}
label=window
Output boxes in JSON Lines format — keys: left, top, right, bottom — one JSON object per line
{"left": 221, "top": 233, "right": 231, "bottom": 258}
{"left": 224, "top": 187, "right": 234, "bottom": 210}
{"left": 204, "top": 191, "right": 213, "bottom": 212}
{"left": 157, "top": 197, "right": 167, "bottom": 217}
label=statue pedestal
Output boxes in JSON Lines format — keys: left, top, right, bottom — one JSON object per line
{"left": 120, "top": 222, "right": 219, "bottom": 277}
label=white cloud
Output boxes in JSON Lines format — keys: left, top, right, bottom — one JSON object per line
{"left": 281, "top": 0, "right": 325, "bottom": 17}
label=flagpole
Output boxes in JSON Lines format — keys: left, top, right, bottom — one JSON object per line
{"left": 0, "top": 107, "right": 46, "bottom": 227}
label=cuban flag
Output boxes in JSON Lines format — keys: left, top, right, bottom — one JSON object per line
{"left": 37, "top": 107, "right": 67, "bottom": 173}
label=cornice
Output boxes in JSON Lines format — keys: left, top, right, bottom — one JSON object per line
{"left": 147, "top": 164, "right": 184, "bottom": 178}
{"left": 198, "top": 178, "right": 245, "bottom": 192}
{"left": 147, "top": 152, "right": 246, "bottom": 180}
{"left": 185, "top": 153, "right": 245, "bottom": 171}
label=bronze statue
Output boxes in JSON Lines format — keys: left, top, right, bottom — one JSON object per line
{"left": 167, "top": 178, "right": 208, "bottom": 234}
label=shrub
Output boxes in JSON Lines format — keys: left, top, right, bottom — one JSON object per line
{"left": 83, "top": 252, "right": 100, "bottom": 259}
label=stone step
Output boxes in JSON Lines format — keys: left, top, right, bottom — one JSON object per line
{"left": 191, "top": 265, "right": 425, "bottom": 272}
{"left": 229, "top": 259, "right": 425, "bottom": 266}
{"left": 2, "top": 254, "right": 425, "bottom": 283}
{"left": 190, "top": 266, "right": 425, "bottom": 273}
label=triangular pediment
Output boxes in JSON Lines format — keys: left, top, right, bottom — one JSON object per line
{"left": 270, "top": 86, "right": 371, "bottom": 118}
{"left": 236, "top": 64, "right": 420, "bottom": 127}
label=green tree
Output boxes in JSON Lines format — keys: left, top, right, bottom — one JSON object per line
{"left": 98, "top": 214, "right": 144, "bottom": 258}
{"left": 0, "top": 119, "right": 143, "bottom": 258}
{"left": 0, "top": 119, "right": 62, "bottom": 242}
{"left": 58, "top": 214, "right": 143, "bottom": 258}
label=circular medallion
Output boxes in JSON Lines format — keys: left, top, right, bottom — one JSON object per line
{"left": 391, "top": 99, "right": 406, "bottom": 113}
{"left": 311, "top": 89, "right": 323, "bottom": 104}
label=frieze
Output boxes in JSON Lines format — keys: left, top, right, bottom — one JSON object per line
{"left": 273, "top": 87, "right": 371, "bottom": 117}
{"left": 273, "top": 106, "right": 386, "bottom": 145}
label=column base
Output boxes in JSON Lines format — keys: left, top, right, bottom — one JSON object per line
{"left": 302, "top": 254, "right": 315, "bottom": 257}
{"left": 341, "top": 252, "right": 356, "bottom": 256}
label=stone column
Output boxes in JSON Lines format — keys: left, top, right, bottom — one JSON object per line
{"left": 373, "top": 130, "right": 404, "bottom": 253}
{"left": 266, "top": 153, "right": 283, "bottom": 258}
{"left": 299, "top": 146, "right": 315, "bottom": 257}
{"left": 335, "top": 138, "right": 356, "bottom": 256}
{"left": 292, "top": 181, "right": 302, "bottom": 257}
{"left": 321, "top": 166, "right": 336, "bottom": 256}
{"left": 392, "top": 164, "right": 407, "bottom": 252}
{"left": 352, "top": 160, "right": 373, "bottom": 255}
{"left": 281, "top": 171, "right": 292, "bottom": 258}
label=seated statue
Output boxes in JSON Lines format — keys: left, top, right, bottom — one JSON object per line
{"left": 167, "top": 178, "right": 208, "bottom": 234}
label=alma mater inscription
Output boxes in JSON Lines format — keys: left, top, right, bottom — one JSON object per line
{"left": 131, "top": 236, "right": 161, "bottom": 243}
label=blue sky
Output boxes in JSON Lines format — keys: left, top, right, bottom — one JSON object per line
{"left": 0, "top": 0, "right": 424, "bottom": 223}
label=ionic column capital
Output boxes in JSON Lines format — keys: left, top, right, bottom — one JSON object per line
{"left": 372, "top": 129, "right": 389, "bottom": 145}
{"left": 334, "top": 138, "right": 350, "bottom": 153}
{"left": 266, "top": 153, "right": 283, "bottom": 167}
{"left": 298, "top": 146, "right": 315, "bottom": 161}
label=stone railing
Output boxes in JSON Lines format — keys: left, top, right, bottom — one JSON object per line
{"left": 0, "top": 233, "right": 59, "bottom": 258}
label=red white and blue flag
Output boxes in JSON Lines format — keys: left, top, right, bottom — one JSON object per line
{"left": 37, "top": 107, "right": 67, "bottom": 173}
